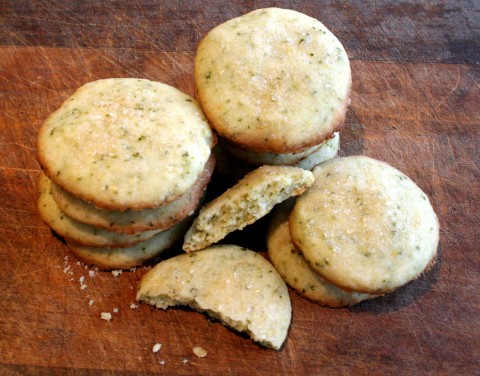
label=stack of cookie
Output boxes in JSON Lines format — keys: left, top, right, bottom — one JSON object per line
{"left": 37, "top": 78, "right": 215, "bottom": 269}
{"left": 267, "top": 156, "right": 440, "bottom": 307}
{"left": 194, "top": 8, "right": 350, "bottom": 171}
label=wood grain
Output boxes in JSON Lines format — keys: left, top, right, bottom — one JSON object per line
{"left": 0, "top": 1, "right": 479, "bottom": 375}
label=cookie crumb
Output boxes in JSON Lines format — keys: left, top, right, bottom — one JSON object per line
{"left": 152, "top": 343, "right": 162, "bottom": 353}
{"left": 88, "top": 270, "right": 96, "bottom": 278}
{"left": 88, "top": 299, "right": 94, "bottom": 306}
{"left": 193, "top": 346, "right": 207, "bottom": 358}
{"left": 113, "top": 307, "right": 119, "bottom": 313}
{"left": 79, "top": 276, "right": 87, "bottom": 289}
{"left": 130, "top": 303, "right": 139, "bottom": 310}
{"left": 100, "top": 312, "right": 112, "bottom": 321}
{"left": 111, "top": 270, "right": 123, "bottom": 277}
{"left": 159, "top": 360, "right": 165, "bottom": 365}
{"left": 181, "top": 358, "right": 188, "bottom": 364}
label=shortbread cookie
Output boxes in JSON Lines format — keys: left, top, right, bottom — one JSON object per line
{"left": 66, "top": 218, "right": 190, "bottom": 269}
{"left": 227, "top": 132, "right": 340, "bottom": 168}
{"left": 37, "top": 78, "right": 215, "bottom": 210}
{"left": 37, "top": 172, "right": 160, "bottom": 248}
{"left": 183, "top": 165, "right": 314, "bottom": 252}
{"left": 195, "top": 8, "right": 351, "bottom": 153}
{"left": 50, "top": 156, "right": 215, "bottom": 234}
{"left": 290, "top": 156, "right": 440, "bottom": 294}
{"left": 137, "top": 244, "right": 291, "bottom": 350}
{"left": 295, "top": 132, "right": 339, "bottom": 170}
{"left": 267, "top": 200, "right": 375, "bottom": 307}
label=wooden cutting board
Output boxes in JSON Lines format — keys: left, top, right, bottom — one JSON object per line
{"left": 0, "top": 1, "right": 478, "bottom": 375}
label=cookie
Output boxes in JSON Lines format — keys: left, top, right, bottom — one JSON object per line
{"left": 183, "top": 165, "right": 314, "bottom": 252}
{"left": 295, "top": 132, "right": 339, "bottom": 170}
{"left": 267, "top": 200, "right": 375, "bottom": 307}
{"left": 66, "top": 218, "right": 190, "bottom": 270}
{"left": 37, "top": 172, "right": 160, "bottom": 248}
{"left": 137, "top": 244, "right": 291, "bottom": 350}
{"left": 195, "top": 8, "right": 351, "bottom": 153}
{"left": 290, "top": 156, "right": 440, "bottom": 294}
{"left": 37, "top": 78, "right": 215, "bottom": 210}
{"left": 50, "top": 155, "right": 215, "bottom": 234}
{"left": 226, "top": 132, "right": 340, "bottom": 168}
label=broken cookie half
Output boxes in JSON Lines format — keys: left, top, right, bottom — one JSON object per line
{"left": 136, "top": 244, "right": 291, "bottom": 350}
{"left": 183, "top": 165, "right": 314, "bottom": 252}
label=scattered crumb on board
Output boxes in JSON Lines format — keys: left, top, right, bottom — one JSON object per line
{"left": 111, "top": 270, "right": 123, "bottom": 277}
{"left": 100, "top": 312, "right": 112, "bottom": 321}
{"left": 193, "top": 346, "right": 208, "bottom": 358}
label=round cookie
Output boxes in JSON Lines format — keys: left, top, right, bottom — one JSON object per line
{"left": 290, "top": 156, "right": 440, "bottom": 294}
{"left": 37, "top": 78, "right": 215, "bottom": 210}
{"left": 195, "top": 8, "right": 351, "bottom": 153}
{"left": 183, "top": 165, "right": 314, "bottom": 252}
{"left": 226, "top": 132, "right": 340, "bottom": 168}
{"left": 37, "top": 172, "right": 160, "bottom": 248}
{"left": 137, "top": 244, "right": 291, "bottom": 350}
{"left": 50, "top": 155, "right": 215, "bottom": 234}
{"left": 267, "top": 200, "right": 375, "bottom": 307}
{"left": 295, "top": 132, "right": 339, "bottom": 170}
{"left": 66, "top": 217, "right": 190, "bottom": 270}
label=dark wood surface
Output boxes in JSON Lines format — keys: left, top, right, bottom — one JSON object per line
{"left": 0, "top": 1, "right": 478, "bottom": 375}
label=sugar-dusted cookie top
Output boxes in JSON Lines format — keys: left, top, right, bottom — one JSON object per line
{"left": 195, "top": 8, "right": 351, "bottom": 153}
{"left": 38, "top": 78, "right": 214, "bottom": 210}
{"left": 290, "top": 156, "right": 439, "bottom": 294}
{"left": 137, "top": 244, "right": 291, "bottom": 350}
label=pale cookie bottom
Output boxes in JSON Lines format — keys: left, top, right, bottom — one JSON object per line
{"left": 226, "top": 132, "right": 339, "bottom": 168}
